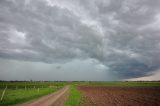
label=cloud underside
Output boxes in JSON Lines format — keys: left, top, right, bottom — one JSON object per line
{"left": 0, "top": 0, "right": 160, "bottom": 79}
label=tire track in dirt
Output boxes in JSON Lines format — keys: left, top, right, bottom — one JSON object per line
{"left": 20, "top": 86, "right": 69, "bottom": 106}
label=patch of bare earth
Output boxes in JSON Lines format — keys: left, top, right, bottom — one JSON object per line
{"left": 20, "top": 86, "right": 69, "bottom": 106}
{"left": 78, "top": 95, "right": 96, "bottom": 106}
{"left": 78, "top": 86, "right": 160, "bottom": 106}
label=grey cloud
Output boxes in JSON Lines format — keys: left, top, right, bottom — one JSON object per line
{"left": 0, "top": 0, "right": 160, "bottom": 80}
{"left": 0, "top": 59, "right": 117, "bottom": 81}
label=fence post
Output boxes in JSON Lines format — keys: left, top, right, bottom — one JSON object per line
{"left": 38, "top": 88, "right": 39, "bottom": 92}
{"left": 0, "top": 86, "right": 7, "bottom": 101}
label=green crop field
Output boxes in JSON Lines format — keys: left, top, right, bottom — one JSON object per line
{"left": 0, "top": 81, "right": 67, "bottom": 106}
{"left": 82, "top": 81, "right": 160, "bottom": 87}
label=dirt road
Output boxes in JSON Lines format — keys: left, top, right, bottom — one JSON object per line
{"left": 20, "top": 86, "right": 69, "bottom": 106}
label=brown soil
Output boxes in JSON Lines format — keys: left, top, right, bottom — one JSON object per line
{"left": 78, "top": 86, "right": 160, "bottom": 106}
{"left": 20, "top": 86, "right": 69, "bottom": 106}
{"left": 78, "top": 95, "right": 96, "bottom": 106}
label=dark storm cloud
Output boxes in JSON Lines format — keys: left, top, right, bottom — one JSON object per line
{"left": 0, "top": 0, "right": 160, "bottom": 79}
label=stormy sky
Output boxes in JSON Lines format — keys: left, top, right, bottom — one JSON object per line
{"left": 0, "top": 0, "right": 160, "bottom": 81}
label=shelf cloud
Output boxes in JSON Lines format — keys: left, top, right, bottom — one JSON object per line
{"left": 0, "top": 0, "right": 160, "bottom": 80}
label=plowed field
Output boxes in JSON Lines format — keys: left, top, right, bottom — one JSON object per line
{"left": 79, "top": 86, "right": 160, "bottom": 106}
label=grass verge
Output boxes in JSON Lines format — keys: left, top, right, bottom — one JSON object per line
{"left": 65, "top": 85, "right": 81, "bottom": 106}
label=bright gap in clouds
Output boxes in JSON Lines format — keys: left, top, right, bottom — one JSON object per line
{"left": 0, "top": 0, "right": 160, "bottom": 81}
{"left": 8, "top": 29, "right": 26, "bottom": 45}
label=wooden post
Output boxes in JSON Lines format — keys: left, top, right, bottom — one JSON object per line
{"left": 38, "top": 88, "right": 39, "bottom": 92}
{"left": 0, "top": 86, "right": 7, "bottom": 101}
